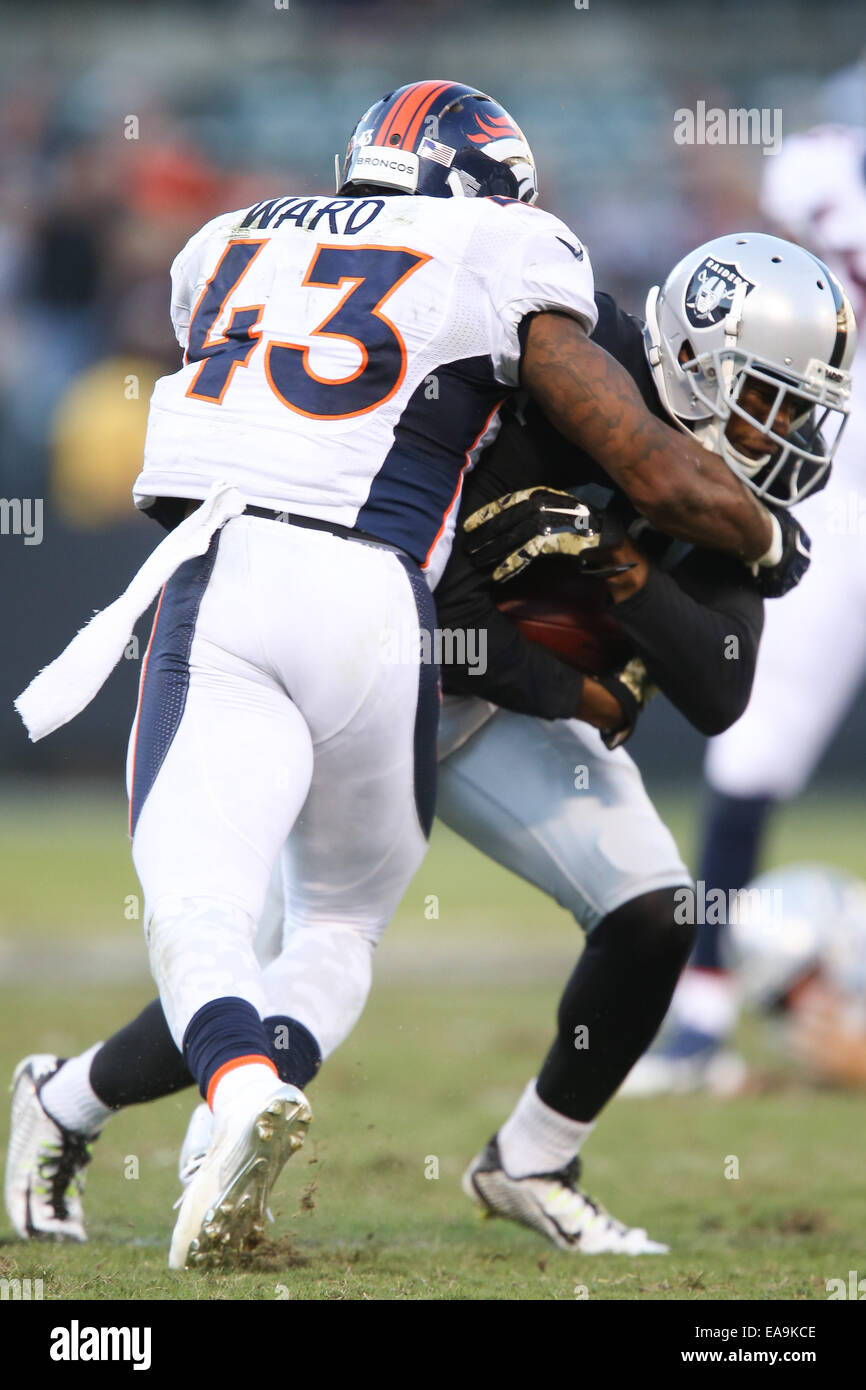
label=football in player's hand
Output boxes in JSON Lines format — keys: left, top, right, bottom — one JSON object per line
{"left": 495, "top": 558, "right": 634, "bottom": 677}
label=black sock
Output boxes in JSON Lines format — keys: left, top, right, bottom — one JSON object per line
{"left": 90, "top": 999, "right": 193, "bottom": 1109}
{"left": 262, "top": 1015, "right": 322, "bottom": 1090}
{"left": 89, "top": 1000, "right": 322, "bottom": 1110}
{"left": 692, "top": 790, "right": 775, "bottom": 969}
{"left": 535, "top": 888, "right": 694, "bottom": 1122}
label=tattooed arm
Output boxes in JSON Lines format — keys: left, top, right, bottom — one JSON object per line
{"left": 521, "top": 311, "right": 774, "bottom": 561}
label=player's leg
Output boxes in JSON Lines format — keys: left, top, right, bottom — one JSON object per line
{"left": 245, "top": 578, "right": 437, "bottom": 1116}
{"left": 3, "top": 1004, "right": 205, "bottom": 1242}
{"left": 436, "top": 703, "right": 691, "bottom": 1251}
{"left": 5, "top": 921, "right": 318, "bottom": 1243}
{"left": 28, "top": 858, "right": 290, "bottom": 1144}
{"left": 621, "top": 789, "right": 774, "bottom": 1097}
{"left": 8, "top": 670, "right": 436, "bottom": 1245}
{"left": 142, "top": 519, "right": 436, "bottom": 1265}
{"left": 158, "top": 559, "right": 438, "bottom": 1195}
{"left": 125, "top": 525, "right": 322, "bottom": 1266}
{"left": 134, "top": 522, "right": 433, "bottom": 1073}
{"left": 6, "top": 526, "right": 438, "bottom": 1249}
{"left": 5, "top": 519, "right": 315, "bottom": 1247}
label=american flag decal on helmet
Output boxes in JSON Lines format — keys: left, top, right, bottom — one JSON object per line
{"left": 418, "top": 137, "right": 455, "bottom": 167}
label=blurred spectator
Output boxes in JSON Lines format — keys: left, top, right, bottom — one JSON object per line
{"left": 0, "top": 0, "right": 862, "bottom": 772}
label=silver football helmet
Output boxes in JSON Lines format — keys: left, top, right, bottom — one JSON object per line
{"left": 644, "top": 232, "right": 857, "bottom": 505}
{"left": 723, "top": 864, "right": 866, "bottom": 1010}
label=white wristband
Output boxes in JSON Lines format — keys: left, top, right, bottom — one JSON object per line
{"left": 757, "top": 512, "right": 783, "bottom": 568}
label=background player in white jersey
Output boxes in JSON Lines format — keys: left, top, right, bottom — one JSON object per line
{"left": 7, "top": 222, "right": 841, "bottom": 1256}
{"left": 627, "top": 125, "right": 866, "bottom": 1095}
{"left": 724, "top": 864, "right": 866, "bottom": 1091}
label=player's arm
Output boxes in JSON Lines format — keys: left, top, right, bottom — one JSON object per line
{"left": 600, "top": 535, "right": 764, "bottom": 736}
{"left": 438, "top": 584, "right": 624, "bottom": 735}
{"left": 436, "top": 516, "right": 587, "bottom": 719}
{"left": 520, "top": 311, "right": 775, "bottom": 562}
{"left": 437, "top": 422, "right": 640, "bottom": 740}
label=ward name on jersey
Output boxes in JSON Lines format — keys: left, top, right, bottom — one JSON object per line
{"left": 135, "top": 193, "right": 596, "bottom": 585}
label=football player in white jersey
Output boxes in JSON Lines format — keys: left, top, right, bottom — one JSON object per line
{"left": 626, "top": 125, "right": 866, "bottom": 1096}
{"left": 724, "top": 864, "right": 866, "bottom": 1090}
{"left": 8, "top": 81, "right": 806, "bottom": 1268}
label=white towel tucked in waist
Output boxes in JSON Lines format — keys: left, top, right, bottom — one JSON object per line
{"left": 15, "top": 482, "right": 245, "bottom": 743}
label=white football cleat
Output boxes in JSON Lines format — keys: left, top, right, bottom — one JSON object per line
{"left": 169, "top": 1083, "right": 311, "bottom": 1270}
{"left": 463, "top": 1136, "right": 669, "bottom": 1255}
{"left": 4, "top": 1054, "right": 94, "bottom": 1243}
{"left": 178, "top": 1102, "right": 213, "bottom": 1187}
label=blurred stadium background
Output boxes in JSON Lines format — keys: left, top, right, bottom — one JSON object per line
{"left": 1, "top": 0, "right": 865, "bottom": 779}
{"left": 1, "top": 0, "right": 866, "bottom": 1299}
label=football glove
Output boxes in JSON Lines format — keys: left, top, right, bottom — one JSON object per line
{"left": 751, "top": 507, "right": 811, "bottom": 599}
{"left": 463, "top": 487, "right": 631, "bottom": 583}
{"left": 595, "top": 656, "right": 657, "bottom": 750}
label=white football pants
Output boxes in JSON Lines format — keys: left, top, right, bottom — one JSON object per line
{"left": 128, "top": 513, "right": 438, "bottom": 1052}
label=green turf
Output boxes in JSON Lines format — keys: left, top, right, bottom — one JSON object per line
{"left": 1, "top": 783, "right": 864, "bottom": 1300}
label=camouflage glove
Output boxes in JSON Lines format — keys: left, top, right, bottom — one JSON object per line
{"left": 595, "top": 656, "right": 657, "bottom": 750}
{"left": 463, "top": 487, "right": 630, "bottom": 583}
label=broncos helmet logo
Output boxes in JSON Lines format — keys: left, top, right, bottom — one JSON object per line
{"left": 466, "top": 110, "right": 526, "bottom": 145}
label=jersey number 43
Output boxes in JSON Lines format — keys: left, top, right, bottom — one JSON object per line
{"left": 185, "top": 239, "right": 429, "bottom": 420}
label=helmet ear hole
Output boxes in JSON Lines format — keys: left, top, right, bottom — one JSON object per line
{"left": 678, "top": 339, "right": 697, "bottom": 370}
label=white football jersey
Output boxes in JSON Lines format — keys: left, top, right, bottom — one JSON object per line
{"left": 761, "top": 125, "right": 866, "bottom": 333}
{"left": 135, "top": 193, "right": 596, "bottom": 584}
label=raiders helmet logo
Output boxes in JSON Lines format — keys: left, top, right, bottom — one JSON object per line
{"left": 684, "top": 257, "right": 755, "bottom": 328}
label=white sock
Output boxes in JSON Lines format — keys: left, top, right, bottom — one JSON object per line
{"left": 497, "top": 1079, "right": 595, "bottom": 1179}
{"left": 210, "top": 1061, "right": 280, "bottom": 1120}
{"left": 40, "top": 1044, "right": 113, "bottom": 1137}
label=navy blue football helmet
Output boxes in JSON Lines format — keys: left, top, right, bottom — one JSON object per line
{"left": 337, "top": 80, "right": 538, "bottom": 203}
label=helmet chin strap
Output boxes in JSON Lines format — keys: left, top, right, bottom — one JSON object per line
{"left": 643, "top": 286, "right": 716, "bottom": 453}
{"left": 718, "top": 280, "right": 773, "bottom": 476}
{"left": 643, "top": 286, "right": 689, "bottom": 432}
{"left": 720, "top": 279, "right": 749, "bottom": 396}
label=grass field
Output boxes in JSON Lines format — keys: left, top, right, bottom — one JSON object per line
{"left": 1, "top": 781, "right": 865, "bottom": 1302}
